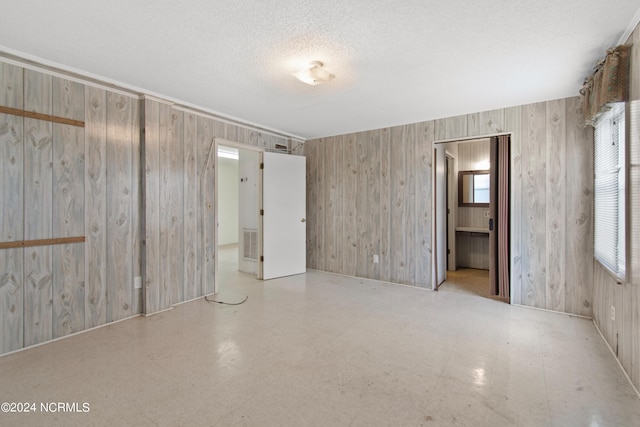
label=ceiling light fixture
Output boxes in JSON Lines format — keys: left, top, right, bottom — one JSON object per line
{"left": 292, "top": 61, "right": 335, "bottom": 86}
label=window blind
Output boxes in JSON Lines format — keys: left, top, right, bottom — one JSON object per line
{"left": 594, "top": 103, "right": 625, "bottom": 278}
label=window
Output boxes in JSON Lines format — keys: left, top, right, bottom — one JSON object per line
{"left": 473, "top": 173, "right": 490, "bottom": 203}
{"left": 594, "top": 103, "right": 626, "bottom": 279}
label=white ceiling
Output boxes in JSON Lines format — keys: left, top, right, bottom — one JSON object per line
{"left": 1, "top": 0, "right": 639, "bottom": 140}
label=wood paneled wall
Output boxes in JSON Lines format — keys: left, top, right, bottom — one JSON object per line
{"left": 0, "top": 61, "right": 299, "bottom": 353}
{"left": 84, "top": 87, "right": 141, "bottom": 327}
{"left": 305, "top": 96, "right": 593, "bottom": 316}
{"left": 306, "top": 128, "right": 431, "bottom": 287}
{"left": 142, "top": 99, "right": 296, "bottom": 315}
{"left": 592, "top": 22, "right": 640, "bottom": 392}
{"left": 0, "top": 63, "right": 141, "bottom": 355}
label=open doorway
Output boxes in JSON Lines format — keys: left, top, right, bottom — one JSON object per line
{"left": 214, "top": 139, "right": 307, "bottom": 291}
{"left": 433, "top": 136, "right": 510, "bottom": 301}
{"left": 216, "top": 142, "right": 261, "bottom": 289}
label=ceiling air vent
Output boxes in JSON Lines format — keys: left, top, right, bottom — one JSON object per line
{"left": 274, "top": 143, "right": 289, "bottom": 152}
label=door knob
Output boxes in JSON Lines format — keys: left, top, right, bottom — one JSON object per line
{"left": 301, "top": 218, "right": 306, "bottom": 223}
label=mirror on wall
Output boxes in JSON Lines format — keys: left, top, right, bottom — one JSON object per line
{"left": 458, "top": 170, "right": 490, "bottom": 206}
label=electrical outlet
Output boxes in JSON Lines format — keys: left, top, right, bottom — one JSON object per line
{"left": 373, "top": 254, "right": 379, "bottom": 264}
{"left": 611, "top": 305, "right": 616, "bottom": 322}
{"left": 134, "top": 276, "right": 142, "bottom": 290}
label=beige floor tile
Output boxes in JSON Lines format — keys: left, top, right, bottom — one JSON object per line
{"left": 0, "top": 249, "right": 639, "bottom": 426}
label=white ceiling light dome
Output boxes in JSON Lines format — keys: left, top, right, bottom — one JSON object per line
{"left": 291, "top": 61, "right": 335, "bottom": 85}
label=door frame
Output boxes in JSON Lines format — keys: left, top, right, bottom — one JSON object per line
{"left": 214, "top": 138, "right": 265, "bottom": 289}
{"left": 432, "top": 132, "right": 513, "bottom": 300}
{"left": 446, "top": 152, "right": 457, "bottom": 271}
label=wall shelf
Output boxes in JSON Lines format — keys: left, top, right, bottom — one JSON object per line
{"left": 456, "top": 226, "right": 489, "bottom": 234}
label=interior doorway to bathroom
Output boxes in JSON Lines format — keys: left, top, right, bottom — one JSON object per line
{"left": 433, "top": 135, "right": 511, "bottom": 301}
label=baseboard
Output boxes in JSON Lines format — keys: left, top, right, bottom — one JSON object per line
{"left": 592, "top": 319, "right": 640, "bottom": 400}
{"left": 511, "top": 303, "right": 593, "bottom": 320}
{"left": 0, "top": 313, "right": 142, "bottom": 358}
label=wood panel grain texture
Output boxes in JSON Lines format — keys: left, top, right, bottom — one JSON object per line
{"left": 416, "top": 121, "right": 433, "bottom": 288}
{"left": 135, "top": 108, "right": 296, "bottom": 313}
{"left": 305, "top": 140, "right": 317, "bottom": 267}
{"left": 304, "top": 140, "right": 312, "bottom": 263}
{"left": 565, "top": 98, "right": 593, "bottom": 316}
{"left": 223, "top": 122, "right": 237, "bottom": 142}
{"left": 343, "top": 133, "right": 357, "bottom": 277}
{"left": 545, "top": 99, "right": 566, "bottom": 312}
{"left": 311, "top": 139, "right": 326, "bottom": 271}
{"left": 325, "top": 136, "right": 343, "bottom": 273}
{"left": 158, "top": 102, "right": 172, "bottom": 309}
{"left": 212, "top": 119, "right": 225, "bottom": 140}
{"left": 85, "top": 86, "right": 107, "bottom": 328}
{"left": 467, "top": 108, "right": 504, "bottom": 136}
{"left": 0, "top": 57, "right": 600, "bottom": 360}
{"left": 52, "top": 77, "right": 85, "bottom": 338}
{"left": 379, "top": 128, "right": 391, "bottom": 282}
{"left": 204, "top": 118, "right": 216, "bottom": 295}
{"left": 23, "top": 69, "right": 53, "bottom": 347}
{"left": 0, "top": 63, "right": 24, "bottom": 242}
{"left": 355, "top": 130, "right": 380, "bottom": 280}
{"left": 0, "top": 62, "right": 306, "bottom": 353}
{"left": 0, "top": 63, "right": 24, "bottom": 353}
{"left": 445, "top": 115, "right": 467, "bottom": 140}
{"left": 304, "top": 96, "right": 592, "bottom": 314}
{"left": 197, "top": 116, "right": 215, "bottom": 295}
{"left": 183, "top": 112, "right": 199, "bottom": 301}
{"left": 144, "top": 99, "right": 161, "bottom": 313}
{"left": 106, "top": 92, "right": 133, "bottom": 321}
{"left": 169, "top": 108, "right": 184, "bottom": 304}
{"left": 131, "top": 98, "right": 143, "bottom": 315}
{"left": 235, "top": 126, "right": 249, "bottom": 146}
{"left": 368, "top": 130, "right": 382, "bottom": 281}
{"left": 521, "top": 102, "right": 547, "bottom": 309}
{"left": 406, "top": 124, "right": 417, "bottom": 285}
{"left": 390, "top": 125, "right": 408, "bottom": 285}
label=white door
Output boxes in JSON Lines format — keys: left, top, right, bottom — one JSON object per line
{"left": 261, "top": 152, "right": 306, "bottom": 280}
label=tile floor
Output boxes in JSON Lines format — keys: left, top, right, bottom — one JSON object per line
{"left": 0, "top": 247, "right": 639, "bottom": 426}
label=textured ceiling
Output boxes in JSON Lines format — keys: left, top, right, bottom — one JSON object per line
{"left": 0, "top": 0, "right": 639, "bottom": 140}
